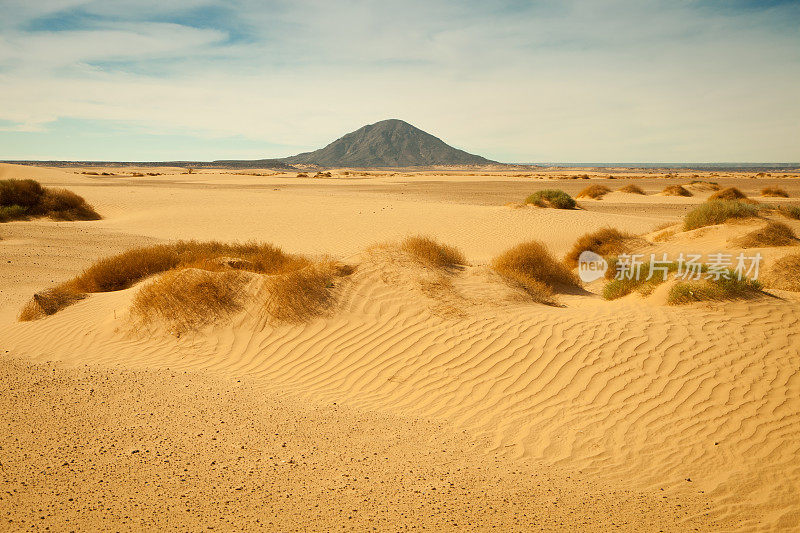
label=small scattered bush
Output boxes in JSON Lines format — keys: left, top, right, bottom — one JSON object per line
{"left": 525, "top": 189, "right": 576, "bottom": 209}
{"left": 733, "top": 222, "right": 798, "bottom": 248}
{"left": 564, "top": 228, "right": 638, "bottom": 268}
{"left": 762, "top": 253, "right": 800, "bottom": 292}
{"left": 683, "top": 200, "right": 760, "bottom": 231}
{"left": 667, "top": 275, "right": 762, "bottom": 305}
{"left": 492, "top": 241, "right": 580, "bottom": 303}
{"left": 400, "top": 235, "right": 465, "bottom": 269}
{"left": 661, "top": 185, "right": 692, "bottom": 197}
{"left": 576, "top": 185, "right": 611, "bottom": 199}
{"left": 618, "top": 184, "right": 646, "bottom": 195}
{"left": 778, "top": 205, "right": 800, "bottom": 220}
{"left": 761, "top": 187, "right": 789, "bottom": 198}
{"left": 688, "top": 180, "right": 721, "bottom": 191}
{"left": 0, "top": 179, "right": 100, "bottom": 222}
{"left": 709, "top": 187, "right": 747, "bottom": 201}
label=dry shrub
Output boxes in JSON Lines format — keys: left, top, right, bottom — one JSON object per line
{"left": 18, "top": 287, "right": 86, "bottom": 321}
{"left": 760, "top": 187, "right": 789, "bottom": 198}
{"left": 38, "top": 189, "right": 101, "bottom": 221}
{"left": 618, "top": 184, "right": 645, "bottom": 195}
{"left": 492, "top": 241, "right": 580, "bottom": 304}
{"left": 71, "top": 241, "right": 307, "bottom": 293}
{"left": 661, "top": 185, "right": 692, "bottom": 197}
{"left": 400, "top": 235, "right": 465, "bottom": 269}
{"left": 131, "top": 269, "right": 249, "bottom": 334}
{"left": 778, "top": 205, "right": 800, "bottom": 220}
{"left": 564, "top": 227, "right": 638, "bottom": 268}
{"left": 709, "top": 187, "right": 747, "bottom": 201}
{"left": 525, "top": 189, "right": 576, "bottom": 209}
{"left": 19, "top": 241, "right": 311, "bottom": 320}
{"left": 762, "top": 253, "right": 800, "bottom": 292}
{"left": 683, "top": 200, "right": 760, "bottom": 231}
{"left": 688, "top": 180, "right": 721, "bottom": 191}
{"left": 733, "top": 222, "right": 798, "bottom": 248}
{"left": 576, "top": 185, "right": 611, "bottom": 199}
{"left": 296, "top": 172, "right": 309, "bottom": 178}
{"left": 263, "top": 260, "right": 350, "bottom": 323}
{"left": 0, "top": 179, "right": 45, "bottom": 209}
{"left": 0, "top": 179, "right": 100, "bottom": 221}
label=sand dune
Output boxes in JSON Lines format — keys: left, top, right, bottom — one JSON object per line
{"left": 1, "top": 163, "right": 799, "bottom": 530}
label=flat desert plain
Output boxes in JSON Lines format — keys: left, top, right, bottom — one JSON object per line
{"left": 1, "top": 163, "right": 799, "bottom": 531}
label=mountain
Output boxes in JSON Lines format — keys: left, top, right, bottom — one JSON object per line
{"left": 281, "top": 119, "right": 496, "bottom": 167}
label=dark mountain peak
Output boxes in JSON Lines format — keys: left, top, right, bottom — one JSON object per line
{"left": 281, "top": 119, "right": 495, "bottom": 168}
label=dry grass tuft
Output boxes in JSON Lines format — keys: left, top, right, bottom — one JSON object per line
{"left": 688, "top": 180, "right": 721, "bottom": 191}
{"left": 400, "top": 235, "right": 466, "bottom": 269}
{"left": 576, "top": 185, "right": 611, "bottom": 199}
{"left": 733, "top": 222, "right": 798, "bottom": 248}
{"left": 18, "top": 287, "right": 86, "bottom": 321}
{"left": 0, "top": 179, "right": 100, "bottom": 222}
{"left": 778, "top": 205, "right": 800, "bottom": 220}
{"left": 131, "top": 269, "right": 249, "bottom": 335}
{"left": 661, "top": 185, "right": 692, "bottom": 197}
{"left": 492, "top": 241, "right": 580, "bottom": 304}
{"left": 683, "top": 200, "right": 760, "bottom": 231}
{"left": 761, "top": 253, "right": 800, "bottom": 292}
{"left": 760, "top": 187, "right": 789, "bottom": 198}
{"left": 709, "top": 187, "right": 747, "bottom": 201}
{"left": 19, "top": 241, "right": 312, "bottom": 320}
{"left": 564, "top": 227, "right": 638, "bottom": 268}
{"left": 524, "top": 189, "right": 576, "bottom": 209}
{"left": 263, "top": 259, "right": 350, "bottom": 323}
{"left": 618, "top": 184, "right": 646, "bottom": 195}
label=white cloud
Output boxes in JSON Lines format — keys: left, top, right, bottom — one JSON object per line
{"left": 0, "top": 0, "right": 797, "bottom": 161}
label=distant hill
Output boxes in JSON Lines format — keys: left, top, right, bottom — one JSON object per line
{"left": 281, "top": 119, "right": 496, "bottom": 167}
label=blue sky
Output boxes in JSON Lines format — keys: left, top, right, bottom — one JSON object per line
{"left": 0, "top": 0, "right": 798, "bottom": 162}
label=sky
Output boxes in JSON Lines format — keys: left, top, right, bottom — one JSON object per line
{"left": 0, "top": 0, "right": 798, "bottom": 163}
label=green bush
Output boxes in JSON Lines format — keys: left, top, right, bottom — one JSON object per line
{"left": 667, "top": 275, "right": 762, "bottom": 304}
{"left": 0, "top": 205, "right": 29, "bottom": 222}
{"left": 602, "top": 262, "right": 680, "bottom": 300}
{"left": 525, "top": 189, "right": 576, "bottom": 209}
{"left": 683, "top": 200, "right": 760, "bottom": 231}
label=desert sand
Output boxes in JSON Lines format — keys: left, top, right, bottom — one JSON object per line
{"left": 1, "top": 163, "right": 799, "bottom": 530}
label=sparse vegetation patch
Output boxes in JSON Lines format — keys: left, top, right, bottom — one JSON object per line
{"left": 525, "top": 189, "right": 576, "bottom": 209}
